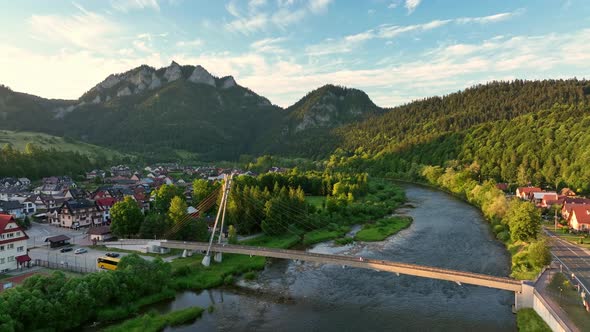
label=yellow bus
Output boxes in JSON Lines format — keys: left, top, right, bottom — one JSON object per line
{"left": 97, "top": 256, "right": 120, "bottom": 270}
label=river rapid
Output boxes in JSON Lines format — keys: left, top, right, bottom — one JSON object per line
{"left": 157, "top": 184, "right": 516, "bottom": 331}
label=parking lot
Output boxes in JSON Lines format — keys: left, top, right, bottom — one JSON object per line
{"left": 26, "top": 223, "right": 88, "bottom": 248}
{"left": 28, "top": 246, "right": 156, "bottom": 272}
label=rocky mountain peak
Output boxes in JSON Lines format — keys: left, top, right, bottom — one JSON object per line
{"left": 188, "top": 65, "right": 215, "bottom": 87}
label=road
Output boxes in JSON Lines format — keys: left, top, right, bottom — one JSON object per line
{"left": 545, "top": 228, "right": 590, "bottom": 291}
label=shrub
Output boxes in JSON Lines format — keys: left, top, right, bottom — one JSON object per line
{"left": 223, "top": 274, "right": 234, "bottom": 285}
{"left": 243, "top": 271, "right": 257, "bottom": 281}
{"left": 493, "top": 224, "right": 505, "bottom": 234}
{"left": 496, "top": 231, "right": 510, "bottom": 242}
{"left": 172, "top": 265, "right": 192, "bottom": 277}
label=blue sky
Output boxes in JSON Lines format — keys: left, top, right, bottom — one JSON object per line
{"left": 1, "top": 0, "right": 589, "bottom": 107}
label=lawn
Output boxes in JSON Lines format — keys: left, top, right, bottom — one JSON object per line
{"left": 355, "top": 216, "right": 412, "bottom": 242}
{"left": 546, "top": 272, "right": 590, "bottom": 330}
{"left": 552, "top": 229, "right": 590, "bottom": 250}
{"left": 303, "top": 226, "right": 350, "bottom": 246}
{"left": 305, "top": 196, "right": 325, "bottom": 209}
{"left": 241, "top": 233, "right": 301, "bottom": 249}
{"left": 516, "top": 309, "right": 551, "bottom": 332}
{"left": 169, "top": 253, "right": 266, "bottom": 291}
{"left": 104, "top": 307, "right": 204, "bottom": 332}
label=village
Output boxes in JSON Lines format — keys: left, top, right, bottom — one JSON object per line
{"left": 0, "top": 163, "right": 273, "bottom": 275}
{"left": 513, "top": 185, "right": 590, "bottom": 232}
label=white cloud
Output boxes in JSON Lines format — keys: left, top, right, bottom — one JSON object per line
{"left": 225, "top": 0, "right": 331, "bottom": 34}
{"left": 176, "top": 39, "right": 203, "bottom": 48}
{"left": 250, "top": 37, "right": 288, "bottom": 53}
{"left": 388, "top": 1, "right": 400, "bottom": 9}
{"left": 28, "top": 4, "right": 120, "bottom": 53}
{"left": 405, "top": 0, "right": 421, "bottom": 14}
{"left": 308, "top": 0, "right": 333, "bottom": 14}
{"left": 307, "top": 10, "right": 521, "bottom": 56}
{"left": 111, "top": 0, "right": 160, "bottom": 12}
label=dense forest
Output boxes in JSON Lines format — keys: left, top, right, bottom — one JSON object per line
{"left": 0, "top": 143, "right": 117, "bottom": 180}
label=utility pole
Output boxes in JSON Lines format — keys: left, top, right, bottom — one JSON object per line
{"left": 202, "top": 174, "right": 232, "bottom": 267}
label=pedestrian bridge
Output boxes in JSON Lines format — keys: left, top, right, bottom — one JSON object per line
{"left": 112, "top": 239, "right": 523, "bottom": 293}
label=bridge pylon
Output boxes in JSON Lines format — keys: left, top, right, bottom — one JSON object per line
{"left": 202, "top": 173, "right": 233, "bottom": 266}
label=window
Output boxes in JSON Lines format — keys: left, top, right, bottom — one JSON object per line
{"left": 7, "top": 244, "right": 14, "bottom": 249}
{"left": 16, "top": 231, "right": 20, "bottom": 237}
{"left": 0, "top": 234, "right": 4, "bottom": 239}
{"left": 7, "top": 256, "right": 14, "bottom": 262}
{"left": 0, "top": 258, "right": 4, "bottom": 264}
{"left": 17, "top": 246, "right": 24, "bottom": 252}
{"left": 0, "top": 245, "right": 4, "bottom": 251}
{"left": 7, "top": 233, "right": 14, "bottom": 238}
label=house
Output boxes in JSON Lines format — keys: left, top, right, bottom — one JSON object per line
{"left": 63, "top": 188, "right": 88, "bottom": 200}
{"left": 568, "top": 206, "right": 590, "bottom": 231}
{"left": 530, "top": 191, "right": 557, "bottom": 204}
{"left": 86, "top": 170, "right": 106, "bottom": 180}
{"left": 0, "top": 201, "right": 24, "bottom": 219}
{"left": 17, "top": 178, "right": 31, "bottom": 187}
{"left": 515, "top": 187, "right": 542, "bottom": 200}
{"left": 540, "top": 194, "right": 565, "bottom": 208}
{"left": 130, "top": 173, "right": 141, "bottom": 182}
{"left": 560, "top": 188, "right": 577, "bottom": 197}
{"left": 57, "top": 199, "right": 103, "bottom": 229}
{"left": 88, "top": 226, "right": 112, "bottom": 242}
{"left": 0, "top": 214, "right": 30, "bottom": 272}
{"left": 96, "top": 197, "right": 118, "bottom": 222}
{"left": 561, "top": 199, "right": 590, "bottom": 220}
{"left": 34, "top": 184, "right": 66, "bottom": 196}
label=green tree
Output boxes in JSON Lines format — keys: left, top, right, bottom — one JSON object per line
{"left": 505, "top": 200, "right": 541, "bottom": 242}
{"left": 228, "top": 224, "right": 238, "bottom": 244}
{"left": 153, "top": 184, "right": 182, "bottom": 213}
{"left": 192, "top": 179, "right": 210, "bottom": 203}
{"left": 110, "top": 196, "right": 144, "bottom": 238}
{"left": 168, "top": 196, "right": 188, "bottom": 226}
{"left": 528, "top": 239, "right": 551, "bottom": 268}
{"left": 139, "top": 213, "right": 170, "bottom": 239}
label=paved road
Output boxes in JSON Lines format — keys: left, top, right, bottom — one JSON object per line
{"left": 545, "top": 228, "right": 590, "bottom": 291}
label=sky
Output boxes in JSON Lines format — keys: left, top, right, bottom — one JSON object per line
{"left": 1, "top": 0, "right": 590, "bottom": 107}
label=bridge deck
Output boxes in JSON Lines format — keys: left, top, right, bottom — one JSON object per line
{"left": 113, "top": 239, "right": 522, "bottom": 292}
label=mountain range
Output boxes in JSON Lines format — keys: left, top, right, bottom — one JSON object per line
{"left": 1, "top": 61, "right": 590, "bottom": 189}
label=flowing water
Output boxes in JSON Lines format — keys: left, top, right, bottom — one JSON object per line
{"left": 156, "top": 184, "right": 516, "bottom": 331}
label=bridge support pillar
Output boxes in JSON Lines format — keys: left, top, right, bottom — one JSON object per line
{"left": 214, "top": 252, "right": 223, "bottom": 263}
{"left": 514, "top": 282, "right": 534, "bottom": 310}
{"left": 182, "top": 249, "right": 193, "bottom": 258}
{"left": 201, "top": 255, "right": 211, "bottom": 267}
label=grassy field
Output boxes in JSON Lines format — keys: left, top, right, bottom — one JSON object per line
{"left": 0, "top": 130, "right": 125, "bottom": 159}
{"left": 305, "top": 196, "right": 325, "bottom": 209}
{"left": 241, "top": 234, "right": 301, "bottom": 249}
{"left": 104, "top": 307, "right": 204, "bottom": 332}
{"left": 516, "top": 309, "right": 552, "bottom": 332}
{"left": 355, "top": 216, "right": 412, "bottom": 242}
{"left": 546, "top": 272, "right": 590, "bottom": 330}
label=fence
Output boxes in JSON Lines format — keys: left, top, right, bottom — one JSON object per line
{"left": 552, "top": 253, "right": 590, "bottom": 303}
{"left": 34, "top": 259, "right": 98, "bottom": 274}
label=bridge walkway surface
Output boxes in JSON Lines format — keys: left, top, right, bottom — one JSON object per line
{"left": 112, "top": 239, "right": 522, "bottom": 292}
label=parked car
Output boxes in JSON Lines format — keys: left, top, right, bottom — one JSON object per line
{"left": 60, "top": 247, "right": 73, "bottom": 253}
{"left": 74, "top": 248, "right": 88, "bottom": 254}
{"left": 105, "top": 252, "right": 120, "bottom": 258}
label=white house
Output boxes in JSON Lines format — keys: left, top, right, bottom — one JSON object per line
{"left": 0, "top": 214, "right": 30, "bottom": 272}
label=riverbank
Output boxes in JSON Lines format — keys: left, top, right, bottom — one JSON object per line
{"left": 399, "top": 170, "right": 546, "bottom": 281}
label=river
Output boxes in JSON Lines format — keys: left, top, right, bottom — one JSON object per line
{"left": 156, "top": 184, "right": 516, "bottom": 331}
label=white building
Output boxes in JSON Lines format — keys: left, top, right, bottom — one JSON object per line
{"left": 0, "top": 214, "right": 30, "bottom": 272}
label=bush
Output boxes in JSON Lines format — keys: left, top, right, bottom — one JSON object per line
{"left": 496, "top": 231, "right": 510, "bottom": 242}
{"left": 172, "top": 265, "right": 192, "bottom": 277}
{"left": 243, "top": 271, "right": 257, "bottom": 281}
{"left": 493, "top": 224, "right": 505, "bottom": 234}
{"left": 528, "top": 240, "right": 551, "bottom": 268}
{"left": 223, "top": 274, "right": 234, "bottom": 285}
{"left": 334, "top": 237, "right": 354, "bottom": 246}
